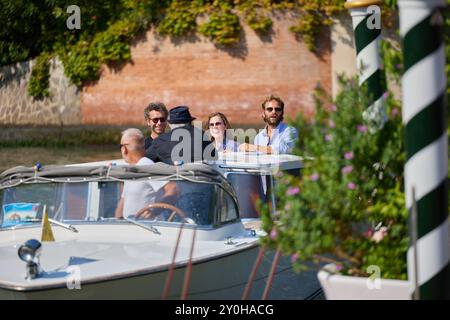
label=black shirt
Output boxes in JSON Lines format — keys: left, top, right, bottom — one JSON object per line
{"left": 147, "top": 125, "right": 217, "bottom": 165}
{"left": 144, "top": 136, "right": 154, "bottom": 158}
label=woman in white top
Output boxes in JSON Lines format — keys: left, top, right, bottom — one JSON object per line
{"left": 206, "top": 112, "right": 239, "bottom": 152}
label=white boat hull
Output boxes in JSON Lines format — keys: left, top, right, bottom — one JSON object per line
{"left": 0, "top": 246, "right": 320, "bottom": 300}
{"left": 0, "top": 224, "right": 320, "bottom": 300}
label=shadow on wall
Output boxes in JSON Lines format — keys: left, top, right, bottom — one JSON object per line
{"left": 0, "top": 62, "right": 31, "bottom": 89}
{"left": 330, "top": 13, "right": 355, "bottom": 50}
{"left": 154, "top": 25, "right": 250, "bottom": 60}
{"left": 294, "top": 24, "right": 332, "bottom": 62}
{"left": 213, "top": 30, "right": 249, "bottom": 60}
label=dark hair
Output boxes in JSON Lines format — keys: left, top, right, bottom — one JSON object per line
{"left": 261, "top": 95, "right": 285, "bottom": 110}
{"left": 144, "top": 102, "right": 168, "bottom": 120}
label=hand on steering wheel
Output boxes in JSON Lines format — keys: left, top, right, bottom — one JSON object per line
{"left": 134, "top": 202, "right": 192, "bottom": 223}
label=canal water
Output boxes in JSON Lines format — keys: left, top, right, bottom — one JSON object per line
{"left": 0, "top": 145, "right": 120, "bottom": 173}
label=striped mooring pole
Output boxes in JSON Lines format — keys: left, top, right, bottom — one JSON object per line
{"left": 345, "top": 0, "right": 387, "bottom": 132}
{"left": 398, "top": 0, "right": 450, "bottom": 299}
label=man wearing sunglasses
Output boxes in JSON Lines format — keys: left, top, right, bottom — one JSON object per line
{"left": 147, "top": 106, "right": 216, "bottom": 165}
{"left": 239, "top": 95, "right": 298, "bottom": 154}
{"left": 115, "top": 128, "right": 179, "bottom": 219}
{"left": 144, "top": 102, "right": 168, "bottom": 157}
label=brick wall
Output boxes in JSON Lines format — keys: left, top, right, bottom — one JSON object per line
{"left": 81, "top": 15, "right": 331, "bottom": 127}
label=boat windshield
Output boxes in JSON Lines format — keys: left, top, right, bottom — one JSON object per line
{"left": 0, "top": 179, "right": 238, "bottom": 228}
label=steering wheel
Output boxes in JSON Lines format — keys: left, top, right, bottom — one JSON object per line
{"left": 134, "top": 202, "right": 191, "bottom": 223}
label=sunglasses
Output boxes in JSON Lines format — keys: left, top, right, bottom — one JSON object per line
{"left": 209, "top": 122, "right": 223, "bottom": 127}
{"left": 150, "top": 117, "right": 167, "bottom": 124}
{"left": 265, "top": 107, "right": 283, "bottom": 113}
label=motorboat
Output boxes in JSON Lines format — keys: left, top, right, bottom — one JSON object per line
{"left": 0, "top": 154, "right": 321, "bottom": 299}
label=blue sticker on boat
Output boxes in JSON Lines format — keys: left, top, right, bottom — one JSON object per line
{"left": 2, "top": 203, "right": 40, "bottom": 227}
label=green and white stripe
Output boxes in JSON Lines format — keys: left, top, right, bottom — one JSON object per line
{"left": 345, "top": 0, "right": 386, "bottom": 132}
{"left": 398, "top": 0, "right": 449, "bottom": 299}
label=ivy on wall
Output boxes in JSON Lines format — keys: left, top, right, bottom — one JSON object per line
{"left": 1, "top": 0, "right": 420, "bottom": 99}
{"left": 27, "top": 53, "right": 52, "bottom": 98}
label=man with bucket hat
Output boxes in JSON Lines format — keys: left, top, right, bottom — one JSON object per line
{"left": 147, "top": 106, "right": 216, "bottom": 164}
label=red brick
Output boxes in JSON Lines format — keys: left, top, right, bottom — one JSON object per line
{"left": 81, "top": 17, "right": 331, "bottom": 127}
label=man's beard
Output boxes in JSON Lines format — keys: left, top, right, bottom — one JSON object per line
{"left": 264, "top": 114, "right": 283, "bottom": 127}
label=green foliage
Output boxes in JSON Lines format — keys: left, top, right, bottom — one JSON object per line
{"left": 289, "top": 0, "right": 344, "bottom": 51}
{"left": 2, "top": 1, "right": 348, "bottom": 83}
{"left": 157, "top": 0, "right": 201, "bottom": 36}
{"left": 234, "top": 1, "right": 274, "bottom": 34}
{"left": 27, "top": 53, "right": 52, "bottom": 98}
{"left": 93, "top": 19, "right": 138, "bottom": 63}
{"left": 380, "top": 39, "right": 403, "bottom": 84}
{"left": 6, "top": 0, "right": 164, "bottom": 94}
{"left": 244, "top": 10, "right": 273, "bottom": 34}
{"left": 289, "top": 11, "right": 323, "bottom": 52}
{"left": 4, "top": 0, "right": 352, "bottom": 96}
{"left": 199, "top": 10, "right": 241, "bottom": 44}
{"left": 8, "top": 0, "right": 449, "bottom": 100}
{"left": 444, "top": 3, "right": 450, "bottom": 100}
{"left": 261, "top": 77, "right": 409, "bottom": 279}
{"left": 56, "top": 37, "right": 101, "bottom": 87}
{"left": 0, "top": 0, "right": 52, "bottom": 66}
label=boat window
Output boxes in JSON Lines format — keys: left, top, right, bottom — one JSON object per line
{"left": 218, "top": 189, "right": 238, "bottom": 223}
{"left": 0, "top": 179, "right": 218, "bottom": 227}
{"left": 226, "top": 173, "right": 270, "bottom": 218}
{"left": 172, "top": 181, "right": 213, "bottom": 225}
{"left": 98, "top": 181, "right": 122, "bottom": 219}
{"left": 0, "top": 182, "right": 92, "bottom": 226}
{"left": 0, "top": 184, "right": 58, "bottom": 227}
{"left": 59, "top": 183, "right": 89, "bottom": 220}
{"left": 112, "top": 179, "right": 214, "bottom": 225}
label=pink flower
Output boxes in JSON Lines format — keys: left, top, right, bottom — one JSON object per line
{"left": 270, "top": 229, "right": 277, "bottom": 240}
{"left": 342, "top": 165, "right": 353, "bottom": 174}
{"left": 382, "top": 92, "right": 389, "bottom": 100}
{"left": 328, "top": 119, "right": 335, "bottom": 128}
{"left": 347, "top": 182, "right": 356, "bottom": 190}
{"left": 286, "top": 187, "right": 300, "bottom": 196}
{"left": 335, "top": 264, "right": 343, "bottom": 272}
{"left": 391, "top": 108, "right": 399, "bottom": 117}
{"left": 91, "top": 15, "right": 97, "bottom": 20}
{"left": 363, "top": 228, "right": 374, "bottom": 238}
{"left": 310, "top": 173, "right": 319, "bottom": 181}
{"left": 395, "top": 63, "right": 402, "bottom": 70}
{"left": 291, "top": 253, "right": 299, "bottom": 263}
{"left": 325, "top": 134, "right": 333, "bottom": 141}
{"left": 330, "top": 104, "right": 337, "bottom": 112}
{"left": 371, "top": 226, "right": 388, "bottom": 243}
{"left": 357, "top": 125, "right": 367, "bottom": 133}
{"left": 344, "top": 151, "right": 354, "bottom": 160}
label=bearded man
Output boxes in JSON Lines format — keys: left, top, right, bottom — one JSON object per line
{"left": 239, "top": 95, "right": 298, "bottom": 154}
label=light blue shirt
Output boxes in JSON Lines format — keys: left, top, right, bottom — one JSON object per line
{"left": 215, "top": 139, "right": 239, "bottom": 152}
{"left": 254, "top": 122, "right": 298, "bottom": 154}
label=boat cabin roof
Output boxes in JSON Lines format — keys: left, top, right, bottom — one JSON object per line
{"left": 0, "top": 162, "right": 231, "bottom": 189}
